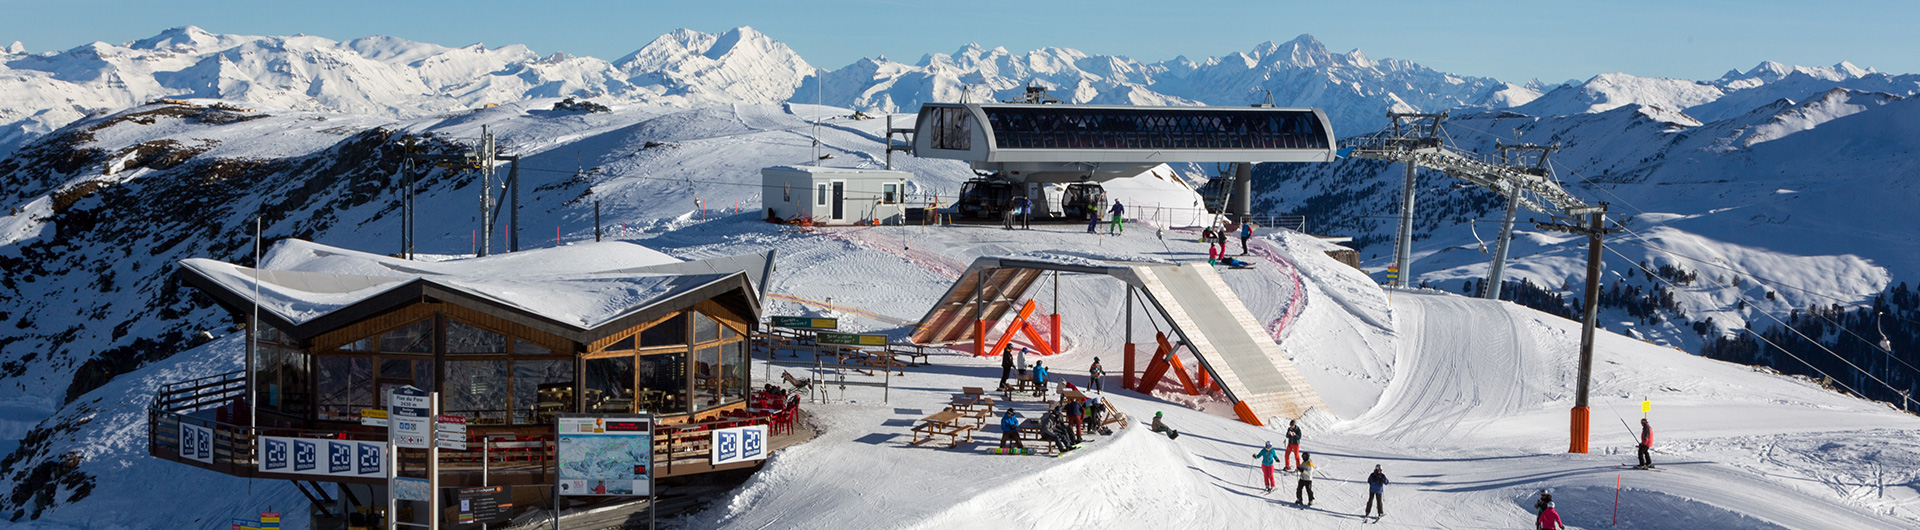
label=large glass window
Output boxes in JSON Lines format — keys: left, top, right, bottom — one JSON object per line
{"left": 514, "top": 339, "right": 551, "bottom": 355}
{"left": 447, "top": 320, "right": 506, "bottom": 354}
{"left": 640, "top": 313, "right": 686, "bottom": 348}
{"left": 638, "top": 353, "right": 687, "bottom": 415}
{"left": 255, "top": 345, "right": 284, "bottom": 409}
{"left": 585, "top": 356, "right": 634, "bottom": 413}
{"left": 445, "top": 360, "right": 510, "bottom": 424}
{"left": 513, "top": 360, "right": 572, "bottom": 424}
{"left": 720, "top": 341, "right": 746, "bottom": 403}
{"left": 693, "top": 312, "right": 719, "bottom": 343}
{"left": 280, "top": 349, "right": 312, "bottom": 415}
{"left": 380, "top": 320, "right": 433, "bottom": 353}
{"left": 378, "top": 358, "right": 433, "bottom": 407}
{"left": 931, "top": 106, "right": 973, "bottom": 150}
{"left": 317, "top": 357, "right": 372, "bottom": 421}
{"left": 693, "top": 345, "right": 721, "bottom": 410}
{"left": 981, "top": 107, "right": 1329, "bottom": 151}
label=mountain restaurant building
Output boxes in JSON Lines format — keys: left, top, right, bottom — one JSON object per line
{"left": 147, "top": 239, "right": 805, "bottom": 527}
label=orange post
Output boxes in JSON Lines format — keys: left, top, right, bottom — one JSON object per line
{"left": 1123, "top": 343, "right": 1136, "bottom": 389}
{"left": 1196, "top": 367, "right": 1214, "bottom": 391}
{"left": 974, "top": 320, "right": 987, "bottom": 357}
{"left": 1134, "top": 333, "right": 1175, "bottom": 392}
{"left": 1049, "top": 313, "right": 1061, "bottom": 353}
{"left": 1570, "top": 406, "right": 1591, "bottom": 453}
{"left": 1016, "top": 320, "right": 1056, "bottom": 356}
{"left": 987, "top": 300, "right": 1040, "bottom": 358}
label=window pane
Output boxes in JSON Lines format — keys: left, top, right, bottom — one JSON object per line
{"left": 281, "top": 349, "right": 312, "bottom": 415}
{"left": 721, "top": 323, "right": 737, "bottom": 340}
{"left": 381, "top": 320, "right": 433, "bottom": 353}
{"left": 447, "top": 320, "right": 506, "bottom": 354}
{"left": 816, "top": 184, "right": 827, "bottom": 206}
{"left": 342, "top": 338, "right": 374, "bottom": 352}
{"left": 446, "top": 361, "right": 510, "bottom": 424}
{"left": 513, "top": 360, "right": 572, "bottom": 424}
{"left": 585, "top": 356, "right": 635, "bottom": 413}
{"left": 720, "top": 341, "right": 746, "bottom": 403}
{"left": 693, "top": 346, "right": 721, "bottom": 410}
{"left": 607, "top": 336, "right": 635, "bottom": 351}
{"left": 318, "top": 357, "right": 372, "bottom": 421}
{"left": 639, "top": 313, "right": 686, "bottom": 348}
{"left": 514, "top": 339, "right": 551, "bottom": 355}
{"left": 256, "top": 345, "right": 283, "bottom": 410}
{"left": 693, "top": 312, "right": 719, "bottom": 343}
{"left": 638, "top": 352, "right": 687, "bottom": 415}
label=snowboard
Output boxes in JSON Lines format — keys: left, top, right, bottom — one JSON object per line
{"left": 991, "top": 448, "right": 1033, "bottom": 455}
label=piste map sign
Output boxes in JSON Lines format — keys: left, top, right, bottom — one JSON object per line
{"left": 556, "top": 415, "right": 652, "bottom": 496}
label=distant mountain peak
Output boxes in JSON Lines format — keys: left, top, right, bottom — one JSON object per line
{"left": 129, "top": 25, "right": 222, "bottom": 51}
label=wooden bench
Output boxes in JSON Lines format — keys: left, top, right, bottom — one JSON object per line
{"left": 1015, "top": 419, "right": 1057, "bottom": 454}
{"left": 909, "top": 410, "right": 976, "bottom": 447}
{"left": 999, "top": 377, "right": 1048, "bottom": 402}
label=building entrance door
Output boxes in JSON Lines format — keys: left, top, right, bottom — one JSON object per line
{"left": 831, "top": 181, "right": 845, "bottom": 220}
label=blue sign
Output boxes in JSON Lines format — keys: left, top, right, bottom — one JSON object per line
{"left": 262, "top": 438, "right": 289, "bottom": 471}
{"left": 716, "top": 431, "right": 739, "bottom": 462}
{"left": 709, "top": 425, "right": 769, "bottom": 466}
{"left": 293, "top": 440, "right": 317, "bottom": 472}
{"left": 328, "top": 441, "right": 353, "bottom": 475}
{"left": 357, "top": 442, "right": 383, "bottom": 476}
{"left": 743, "top": 428, "right": 764, "bottom": 459}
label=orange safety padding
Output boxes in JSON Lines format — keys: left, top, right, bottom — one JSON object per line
{"left": 1232, "top": 401, "right": 1265, "bottom": 426}
{"left": 986, "top": 300, "right": 1039, "bottom": 358}
{"left": 1017, "top": 318, "right": 1056, "bottom": 356}
{"left": 1049, "top": 313, "right": 1062, "bottom": 353}
{"left": 1196, "top": 366, "right": 1214, "bottom": 391}
{"left": 1134, "top": 333, "right": 1174, "bottom": 392}
{"left": 1123, "top": 343, "right": 1137, "bottom": 389}
{"left": 1165, "top": 349, "right": 1202, "bottom": 396}
{"left": 1569, "top": 406, "right": 1590, "bottom": 454}
{"left": 973, "top": 320, "right": 988, "bottom": 357}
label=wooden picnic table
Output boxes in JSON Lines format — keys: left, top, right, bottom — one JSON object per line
{"left": 961, "top": 386, "right": 985, "bottom": 398}
{"left": 947, "top": 396, "right": 996, "bottom": 425}
{"left": 910, "top": 410, "right": 975, "bottom": 447}
{"left": 1058, "top": 387, "right": 1089, "bottom": 402}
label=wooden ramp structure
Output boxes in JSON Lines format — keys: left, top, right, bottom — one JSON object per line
{"left": 911, "top": 257, "right": 1325, "bottom": 425}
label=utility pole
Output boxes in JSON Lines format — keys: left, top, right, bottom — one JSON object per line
{"left": 1536, "top": 203, "right": 1611, "bottom": 453}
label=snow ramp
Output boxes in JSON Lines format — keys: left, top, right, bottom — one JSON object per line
{"left": 1120, "top": 263, "right": 1325, "bottom": 425}
{"left": 913, "top": 256, "right": 1324, "bottom": 425}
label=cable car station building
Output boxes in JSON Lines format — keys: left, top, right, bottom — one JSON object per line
{"left": 147, "top": 239, "right": 802, "bottom": 523}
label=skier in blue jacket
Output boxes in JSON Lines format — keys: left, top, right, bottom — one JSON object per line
{"left": 1253, "top": 441, "right": 1281, "bottom": 492}
{"left": 1365, "top": 464, "right": 1388, "bottom": 518}
{"left": 999, "top": 409, "right": 1026, "bottom": 451}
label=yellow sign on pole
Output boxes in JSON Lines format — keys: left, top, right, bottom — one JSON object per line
{"left": 1640, "top": 400, "right": 1651, "bottom": 415}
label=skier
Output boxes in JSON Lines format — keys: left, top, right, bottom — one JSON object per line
{"left": 1637, "top": 418, "right": 1654, "bottom": 469}
{"left": 1253, "top": 441, "right": 1281, "bottom": 492}
{"left": 1364, "top": 464, "right": 1388, "bottom": 519}
{"left": 1016, "top": 347, "right": 1029, "bottom": 383}
{"left": 1015, "top": 195, "right": 1032, "bottom": 229}
{"left": 1213, "top": 222, "right": 1229, "bottom": 259}
{"left": 1534, "top": 491, "right": 1552, "bottom": 514}
{"left": 1065, "top": 397, "right": 1084, "bottom": 436}
{"left": 1536, "top": 501, "right": 1566, "bottom": 530}
{"left": 1082, "top": 397, "right": 1106, "bottom": 433}
{"left": 1150, "top": 411, "right": 1179, "bottom": 439}
{"left": 1202, "top": 226, "right": 1220, "bottom": 262}
{"left": 1089, "top": 357, "right": 1105, "bottom": 394}
{"left": 1239, "top": 221, "right": 1255, "bottom": 256}
{"left": 1293, "top": 452, "right": 1316, "bottom": 506}
{"left": 999, "top": 409, "right": 1027, "bottom": 451}
{"left": 1002, "top": 196, "right": 1017, "bottom": 230}
{"left": 1085, "top": 202, "right": 1100, "bottom": 233}
{"left": 998, "top": 347, "right": 1016, "bottom": 390}
{"left": 1283, "top": 419, "right": 1303, "bottom": 471}
{"left": 1108, "top": 200, "right": 1125, "bottom": 235}
{"left": 1032, "top": 361, "right": 1049, "bottom": 398}
{"left": 1039, "top": 406, "right": 1073, "bottom": 452}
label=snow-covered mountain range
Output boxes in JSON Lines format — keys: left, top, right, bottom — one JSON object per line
{"left": 2, "top": 25, "right": 1920, "bottom": 528}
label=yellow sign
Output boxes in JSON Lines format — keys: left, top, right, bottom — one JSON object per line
{"left": 1640, "top": 400, "right": 1651, "bottom": 414}
{"left": 361, "top": 409, "right": 388, "bottom": 419}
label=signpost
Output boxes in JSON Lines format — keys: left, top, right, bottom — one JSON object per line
{"left": 390, "top": 388, "right": 431, "bottom": 449}
{"left": 361, "top": 408, "right": 389, "bottom": 427}
{"left": 455, "top": 486, "right": 513, "bottom": 525}
{"left": 771, "top": 316, "right": 837, "bottom": 329}
{"left": 386, "top": 386, "right": 436, "bottom": 530}
{"left": 816, "top": 332, "right": 886, "bottom": 347}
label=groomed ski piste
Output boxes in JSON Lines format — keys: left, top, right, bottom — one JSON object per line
{"left": 3, "top": 100, "right": 1917, "bottom": 529}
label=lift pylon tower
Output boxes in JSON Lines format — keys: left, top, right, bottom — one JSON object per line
{"left": 1344, "top": 114, "right": 1606, "bottom": 454}
{"left": 398, "top": 129, "right": 523, "bottom": 258}
{"left": 1485, "top": 142, "right": 1559, "bottom": 300}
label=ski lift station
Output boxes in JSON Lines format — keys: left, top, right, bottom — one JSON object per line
{"left": 149, "top": 239, "right": 808, "bottom": 528}
{"left": 760, "top": 165, "right": 912, "bottom": 225}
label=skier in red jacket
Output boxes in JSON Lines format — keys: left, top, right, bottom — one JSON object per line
{"left": 1536, "top": 501, "right": 1566, "bottom": 529}
{"left": 1637, "top": 418, "right": 1654, "bottom": 469}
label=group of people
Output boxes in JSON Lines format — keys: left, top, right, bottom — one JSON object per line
{"left": 999, "top": 348, "right": 1106, "bottom": 397}
{"left": 1002, "top": 195, "right": 1033, "bottom": 230}
{"left": 1200, "top": 219, "right": 1255, "bottom": 260}
{"left": 1086, "top": 199, "right": 1125, "bottom": 235}
{"left": 999, "top": 393, "right": 1112, "bottom": 454}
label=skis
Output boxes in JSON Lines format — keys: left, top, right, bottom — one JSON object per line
{"left": 991, "top": 448, "right": 1032, "bottom": 455}
{"left": 1359, "top": 514, "right": 1382, "bottom": 524}
{"left": 1619, "top": 463, "right": 1661, "bottom": 471}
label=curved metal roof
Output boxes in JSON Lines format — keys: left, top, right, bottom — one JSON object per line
{"left": 911, "top": 103, "right": 1337, "bottom": 165}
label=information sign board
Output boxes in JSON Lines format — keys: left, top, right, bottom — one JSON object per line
{"left": 816, "top": 332, "right": 886, "bottom": 346}
{"left": 556, "top": 415, "right": 653, "bottom": 496}
{"left": 454, "top": 485, "right": 513, "bottom": 525}
{"left": 436, "top": 415, "right": 467, "bottom": 450}
{"left": 257, "top": 436, "right": 385, "bottom": 478}
{"left": 771, "top": 316, "right": 838, "bottom": 329}
{"left": 392, "top": 477, "right": 431, "bottom": 502}
{"left": 179, "top": 422, "right": 214, "bottom": 464}
{"left": 388, "top": 386, "right": 430, "bottom": 449}
{"left": 359, "top": 408, "right": 388, "bottom": 427}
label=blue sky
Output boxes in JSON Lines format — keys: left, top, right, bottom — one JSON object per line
{"left": 1, "top": 0, "right": 1912, "bottom": 83}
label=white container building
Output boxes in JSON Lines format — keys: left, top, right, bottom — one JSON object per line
{"left": 761, "top": 166, "right": 912, "bottom": 225}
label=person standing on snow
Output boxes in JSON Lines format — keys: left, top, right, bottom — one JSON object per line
{"left": 1239, "top": 221, "right": 1256, "bottom": 256}
{"left": 1536, "top": 501, "right": 1566, "bottom": 530}
{"left": 1284, "top": 419, "right": 1304, "bottom": 471}
{"left": 1534, "top": 491, "right": 1552, "bottom": 514}
{"left": 1293, "top": 452, "right": 1316, "bottom": 506}
{"left": 999, "top": 348, "right": 1016, "bottom": 390}
{"left": 1015, "top": 195, "right": 1032, "bottom": 230}
{"left": 1108, "top": 200, "right": 1125, "bottom": 235}
{"left": 1089, "top": 357, "right": 1105, "bottom": 394}
{"left": 1365, "top": 464, "right": 1388, "bottom": 518}
{"left": 1086, "top": 202, "right": 1101, "bottom": 233}
{"left": 999, "top": 409, "right": 1026, "bottom": 451}
{"left": 1637, "top": 418, "right": 1654, "bottom": 468}
{"left": 1253, "top": 441, "right": 1281, "bottom": 492}
{"left": 1202, "top": 226, "right": 1220, "bottom": 262}
{"left": 1015, "top": 347, "right": 1029, "bottom": 383}
{"left": 1213, "top": 223, "right": 1229, "bottom": 259}
{"left": 1032, "top": 361, "right": 1050, "bottom": 398}
{"left": 1002, "top": 196, "right": 1017, "bottom": 230}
